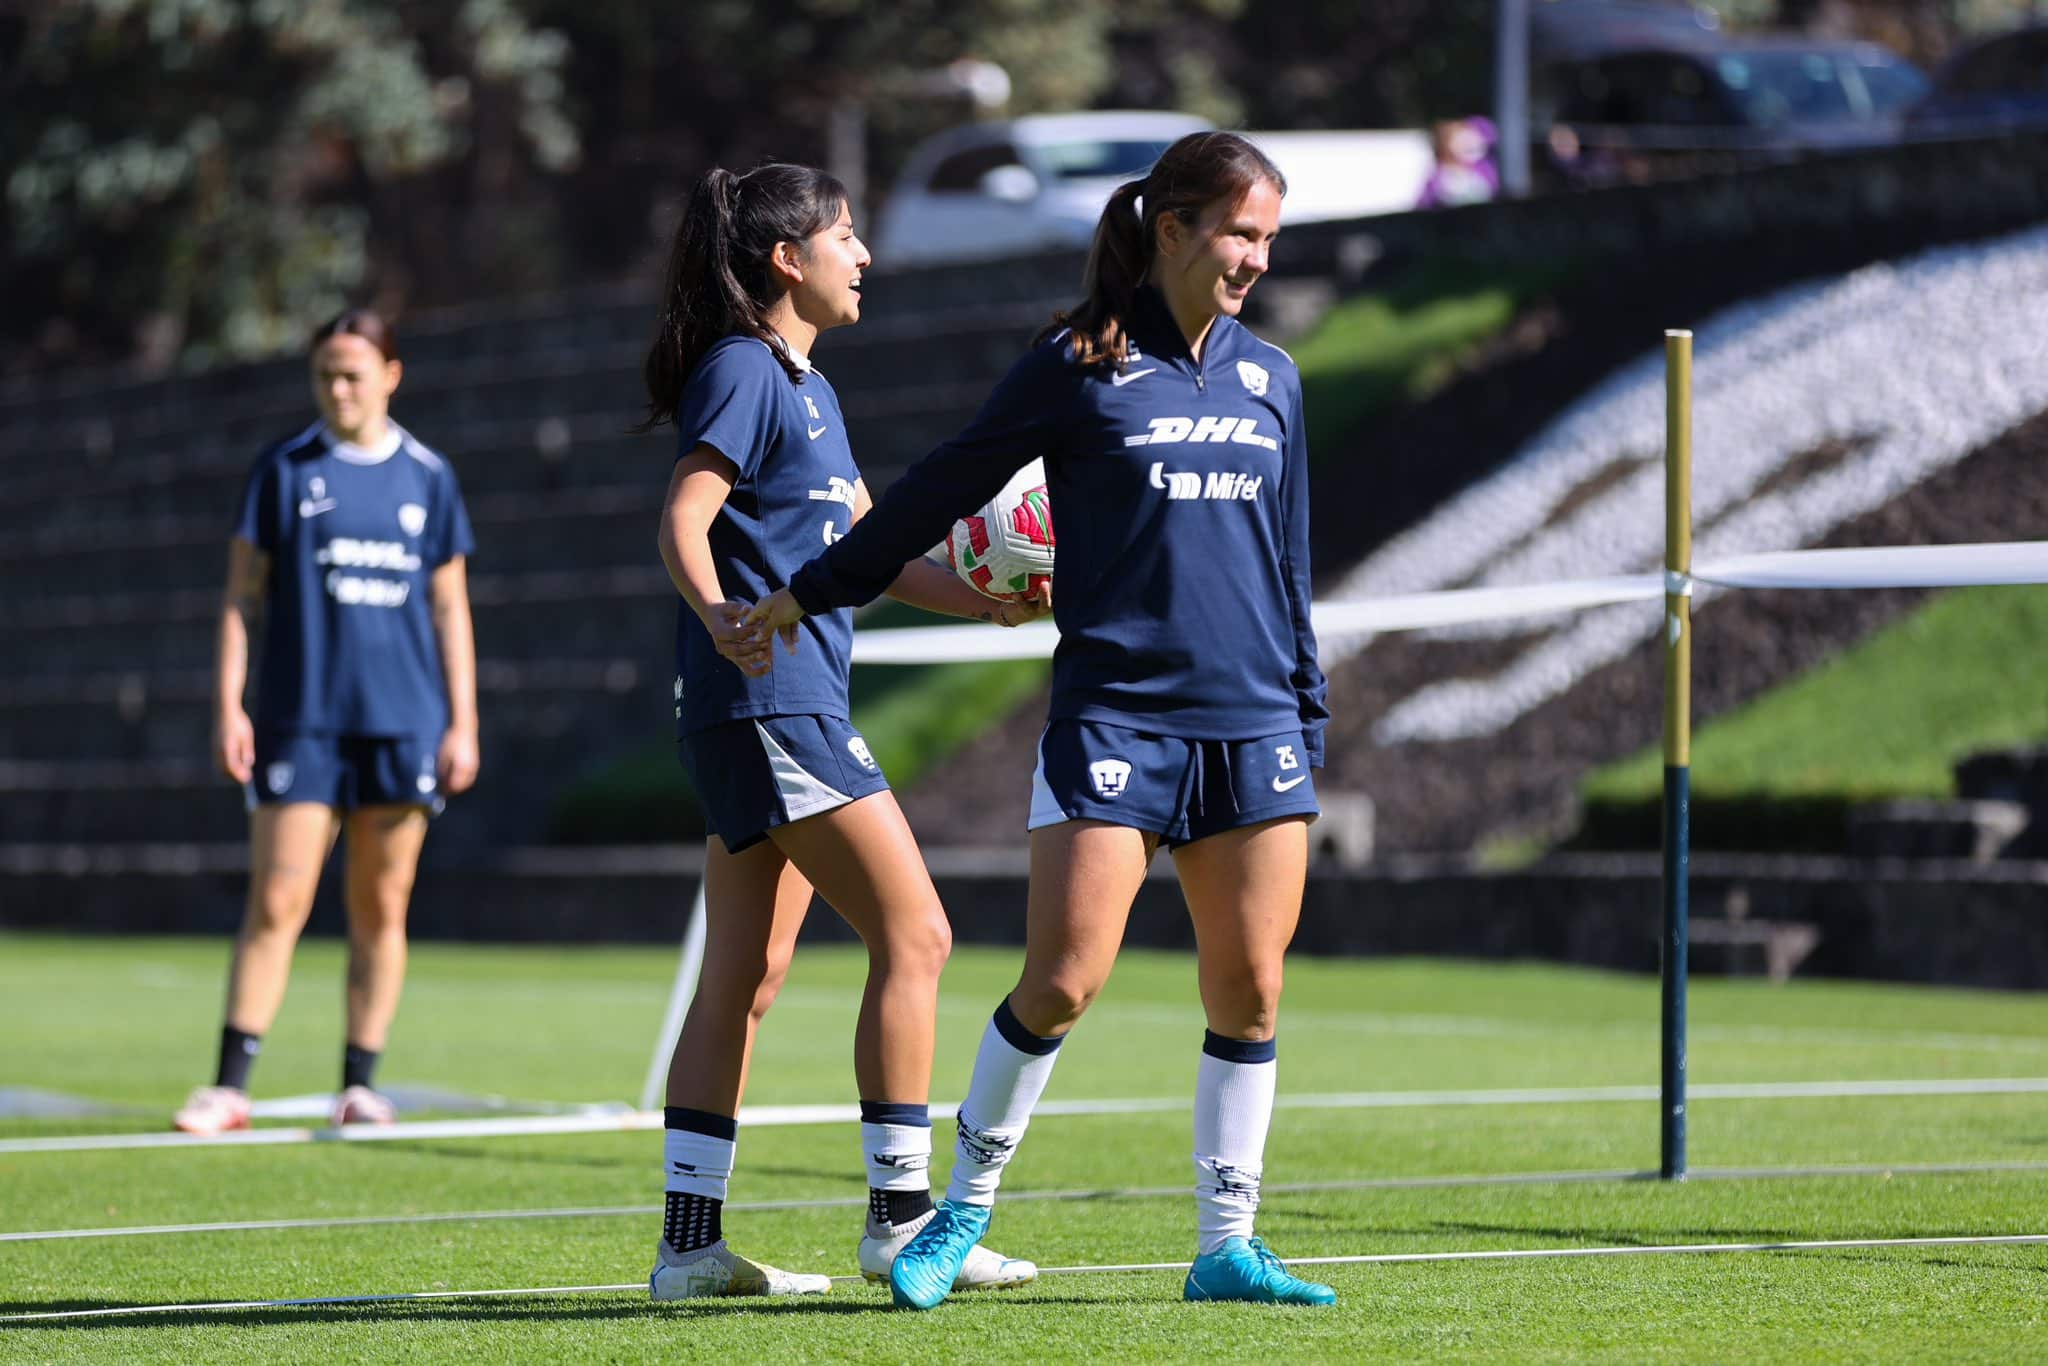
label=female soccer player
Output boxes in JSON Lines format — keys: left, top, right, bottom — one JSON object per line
{"left": 174, "top": 309, "right": 479, "bottom": 1135}
{"left": 746, "top": 131, "right": 1338, "bottom": 1309}
{"left": 639, "top": 162, "right": 1042, "bottom": 1300}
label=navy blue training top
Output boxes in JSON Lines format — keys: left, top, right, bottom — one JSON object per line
{"left": 789, "top": 287, "right": 1329, "bottom": 765}
{"left": 672, "top": 335, "right": 861, "bottom": 736}
{"left": 234, "top": 421, "right": 475, "bottom": 737}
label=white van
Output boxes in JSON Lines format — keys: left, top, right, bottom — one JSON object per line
{"left": 874, "top": 112, "right": 1435, "bottom": 268}
{"left": 872, "top": 111, "right": 1212, "bottom": 267}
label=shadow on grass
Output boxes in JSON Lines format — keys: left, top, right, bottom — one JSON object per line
{"left": 0, "top": 1284, "right": 1141, "bottom": 1329}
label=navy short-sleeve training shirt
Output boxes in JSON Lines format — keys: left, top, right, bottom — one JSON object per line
{"left": 234, "top": 421, "right": 475, "bottom": 737}
{"left": 672, "top": 335, "right": 861, "bottom": 736}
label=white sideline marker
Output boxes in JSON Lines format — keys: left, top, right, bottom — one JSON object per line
{"left": 9, "top": 1159, "right": 2048, "bottom": 1246}
{"left": 11, "top": 1075, "right": 2048, "bottom": 1157}
{"left": 6, "top": 1233, "right": 2047, "bottom": 1323}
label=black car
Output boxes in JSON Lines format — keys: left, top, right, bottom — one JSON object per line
{"left": 1905, "top": 23, "right": 2048, "bottom": 136}
{"left": 1539, "top": 36, "right": 1928, "bottom": 184}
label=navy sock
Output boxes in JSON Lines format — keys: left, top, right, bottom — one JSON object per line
{"left": 342, "top": 1043, "right": 380, "bottom": 1091}
{"left": 215, "top": 1026, "right": 261, "bottom": 1091}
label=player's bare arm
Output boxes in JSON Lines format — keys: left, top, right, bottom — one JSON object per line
{"left": 659, "top": 446, "right": 772, "bottom": 676}
{"left": 430, "top": 554, "right": 480, "bottom": 794}
{"left": 212, "top": 537, "right": 269, "bottom": 783}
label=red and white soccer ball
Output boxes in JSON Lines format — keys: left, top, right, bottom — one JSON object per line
{"left": 946, "top": 458, "right": 1055, "bottom": 600}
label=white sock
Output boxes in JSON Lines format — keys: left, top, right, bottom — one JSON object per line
{"left": 664, "top": 1124, "right": 736, "bottom": 1202}
{"left": 945, "top": 998, "right": 1065, "bottom": 1207}
{"left": 860, "top": 1099, "right": 934, "bottom": 1232}
{"left": 1193, "top": 1031, "right": 1277, "bottom": 1255}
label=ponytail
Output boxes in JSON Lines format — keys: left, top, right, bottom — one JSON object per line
{"left": 635, "top": 162, "right": 848, "bottom": 431}
{"left": 1039, "top": 132, "right": 1285, "bottom": 371}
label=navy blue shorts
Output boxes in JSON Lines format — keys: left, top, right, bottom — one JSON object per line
{"left": 1027, "top": 719, "right": 1319, "bottom": 848}
{"left": 679, "top": 714, "right": 891, "bottom": 853}
{"left": 248, "top": 730, "right": 444, "bottom": 812}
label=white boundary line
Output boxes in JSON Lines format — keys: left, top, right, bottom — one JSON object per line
{"left": 7, "top": 1232, "right": 2047, "bottom": 1324}
{"left": 9, "top": 1159, "right": 2048, "bottom": 1246}
{"left": 10, "top": 1076, "right": 2048, "bottom": 1156}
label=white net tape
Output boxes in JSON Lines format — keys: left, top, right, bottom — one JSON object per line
{"left": 849, "top": 540, "right": 2048, "bottom": 665}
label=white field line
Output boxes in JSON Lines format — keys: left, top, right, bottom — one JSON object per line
{"left": 9, "top": 1160, "right": 2048, "bottom": 1246}
{"left": 10, "top": 1076, "right": 2048, "bottom": 1156}
{"left": 7, "top": 1232, "right": 2048, "bottom": 1324}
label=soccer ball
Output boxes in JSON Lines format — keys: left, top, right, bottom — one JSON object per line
{"left": 946, "top": 458, "right": 1055, "bottom": 599}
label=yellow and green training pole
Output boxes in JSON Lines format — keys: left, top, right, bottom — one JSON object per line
{"left": 1661, "top": 329, "right": 1693, "bottom": 1181}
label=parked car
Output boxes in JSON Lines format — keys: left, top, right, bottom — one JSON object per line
{"left": 872, "top": 111, "right": 1212, "bottom": 268}
{"left": 1905, "top": 23, "right": 2048, "bottom": 136}
{"left": 1539, "top": 35, "right": 1927, "bottom": 183}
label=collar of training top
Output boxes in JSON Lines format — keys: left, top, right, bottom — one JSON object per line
{"left": 1122, "top": 283, "right": 1246, "bottom": 372}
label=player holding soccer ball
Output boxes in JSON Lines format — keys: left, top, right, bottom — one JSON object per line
{"left": 747, "top": 131, "right": 1335, "bottom": 1309}
{"left": 636, "top": 162, "right": 1045, "bottom": 1301}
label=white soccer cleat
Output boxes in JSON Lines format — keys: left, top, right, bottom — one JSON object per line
{"left": 172, "top": 1085, "right": 252, "bottom": 1136}
{"left": 330, "top": 1085, "right": 397, "bottom": 1128}
{"left": 650, "top": 1238, "right": 832, "bottom": 1300}
{"left": 858, "top": 1213, "right": 1038, "bottom": 1291}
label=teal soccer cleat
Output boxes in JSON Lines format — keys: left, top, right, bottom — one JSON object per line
{"left": 1184, "top": 1236, "right": 1337, "bottom": 1306}
{"left": 887, "top": 1198, "right": 993, "bottom": 1310}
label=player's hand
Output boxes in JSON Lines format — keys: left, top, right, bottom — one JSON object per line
{"left": 992, "top": 579, "right": 1052, "bottom": 628}
{"left": 213, "top": 707, "right": 255, "bottom": 784}
{"left": 740, "top": 589, "right": 806, "bottom": 655}
{"left": 438, "top": 723, "right": 480, "bottom": 795}
{"left": 707, "top": 600, "right": 774, "bottom": 676}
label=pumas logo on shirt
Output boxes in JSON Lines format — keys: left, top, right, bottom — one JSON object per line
{"left": 1237, "top": 360, "right": 1270, "bottom": 396}
{"left": 398, "top": 503, "right": 427, "bottom": 537}
{"left": 1148, "top": 463, "right": 1264, "bottom": 502}
{"left": 804, "top": 394, "right": 828, "bottom": 440}
{"left": 1123, "top": 415, "right": 1278, "bottom": 451}
{"left": 1088, "top": 758, "right": 1132, "bottom": 799}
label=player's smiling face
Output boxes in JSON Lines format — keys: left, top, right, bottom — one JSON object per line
{"left": 311, "top": 334, "right": 401, "bottom": 443}
{"left": 1158, "top": 178, "right": 1282, "bottom": 326}
{"left": 787, "top": 202, "right": 871, "bottom": 333}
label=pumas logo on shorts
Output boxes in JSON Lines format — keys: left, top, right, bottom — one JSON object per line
{"left": 266, "top": 762, "right": 295, "bottom": 795}
{"left": 398, "top": 502, "right": 428, "bottom": 537}
{"left": 847, "top": 736, "right": 876, "bottom": 771}
{"left": 1088, "top": 758, "right": 1132, "bottom": 799}
{"left": 1236, "top": 360, "right": 1269, "bottom": 396}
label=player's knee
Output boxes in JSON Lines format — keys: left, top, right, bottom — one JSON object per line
{"left": 245, "top": 879, "right": 314, "bottom": 937}
{"left": 1205, "top": 961, "right": 1283, "bottom": 1037}
{"left": 748, "top": 945, "right": 798, "bottom": 1020}
{"left": 1012, "top": 972, "right": 1098, "bottom": 1033}
{"left": 874, "top": 904, "right": 951, "bottom": 982}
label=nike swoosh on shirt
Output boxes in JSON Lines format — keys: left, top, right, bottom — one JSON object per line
{"left": 807, "top": 424, "right": 828, "bottom": 439}
{"left": 1272, "top": 774, "right": 1308, "bottom": 793}
{"left": 298, "top": 499, "right": 338, "bottom": 518}
{"left": 1110, "top": 368, "right": 1158, "bottom": 387}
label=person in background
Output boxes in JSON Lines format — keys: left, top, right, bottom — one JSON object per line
{"left": 174, "top": 309, "right": 478, "bottom": 1136}
{"left": 747, "top": 130, "right": 1337, "bottom": 1311}
{"left": 1416, "top": 116, "right": 1501, "bottom": 208}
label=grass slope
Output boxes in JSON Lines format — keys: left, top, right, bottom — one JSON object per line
{"left": 1581, "top": 586, "right": 2048, "bottom": 847}
{"left": 4, "top": 934, "right": 2046, "bottom": 1358}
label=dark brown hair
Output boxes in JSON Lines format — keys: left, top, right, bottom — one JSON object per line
{"left": 310, "top": 309, "right": 399, "bottom": 363}
{"left": 1038, "top": 131, "right": 1285, "bottom": 370}
{"left": 635, "top": 162, "right": 848, "bottom": 431}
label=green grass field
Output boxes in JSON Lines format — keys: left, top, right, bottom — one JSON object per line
{"left": 4, "top": 932, "right": 2046, "bottom": 1360}
{"left": 1588, "top": 586, "right": 2048, "bottom": 806}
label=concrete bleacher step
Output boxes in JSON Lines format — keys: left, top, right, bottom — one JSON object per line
{"left": 0, "top": 657, "right": 662, "bottom": 762}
